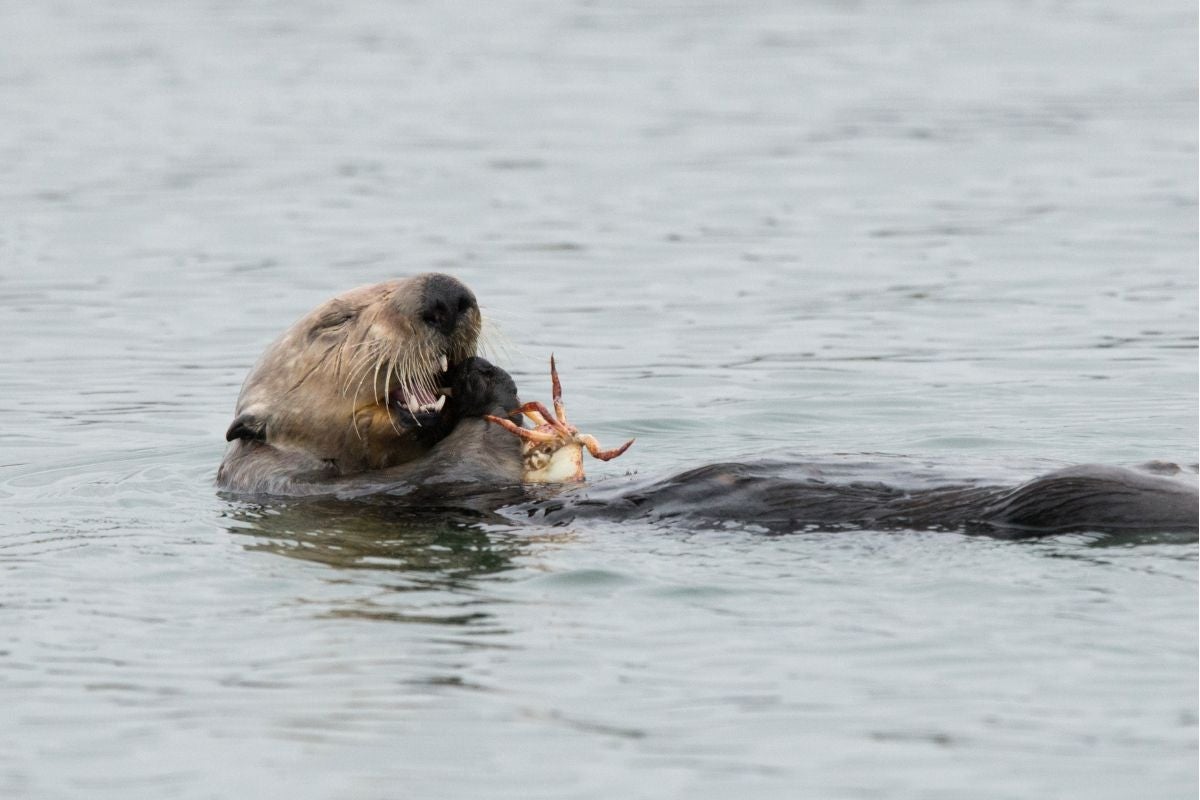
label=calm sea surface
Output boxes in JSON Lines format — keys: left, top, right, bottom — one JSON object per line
{"left": 1, "top": 1, "right": 1196, "bottom": 798}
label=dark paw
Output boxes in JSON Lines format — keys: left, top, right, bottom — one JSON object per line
{"left": 447, "top": 357, "right": 520, "bottom": 419}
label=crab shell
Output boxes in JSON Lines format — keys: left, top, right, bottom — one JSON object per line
{"left": 519, "top": 431, "right": 588, "bottom": 483}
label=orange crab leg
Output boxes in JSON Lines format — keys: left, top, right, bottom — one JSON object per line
{"left": 484, "top": 415, "right": 559, "bottom": 443}
{"left": 516, "top": 401, "right": 571, "bottom": 437}
{"left": 550, "top": 354, "right": 567, "bottom": 425}
{"left": 518, "top": 406, "right": 547, "bottom": 427}
{"left": 578, "top": 434, "right": 636, "bottom": 461}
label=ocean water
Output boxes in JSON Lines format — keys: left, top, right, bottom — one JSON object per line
{"left": 0, "top": 1, "right": 1196, "bottom": 798}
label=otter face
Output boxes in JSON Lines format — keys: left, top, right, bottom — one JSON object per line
{"left": 224, "top": 273, "right": 482, "bottom": 474}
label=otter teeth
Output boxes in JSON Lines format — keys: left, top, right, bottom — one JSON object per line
{"left": 405, "top": 393, "right": 447, "bottom": 415}
{"left": 439, "top": 354, "right": 449, "bottom": 373}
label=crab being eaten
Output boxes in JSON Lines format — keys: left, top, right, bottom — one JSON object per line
{"left": 485, "top": 356, "right": 634, "bottom": 483}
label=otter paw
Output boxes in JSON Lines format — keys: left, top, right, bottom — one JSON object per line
{"left": 447, "top": 357, "right": 520, "bottom": 419}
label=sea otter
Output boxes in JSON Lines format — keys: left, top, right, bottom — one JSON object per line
{"left": 217, "top": 273, "right": 524, "bottom": 495}
{"left": 218, "top": 274, "right": 1198, "bottom": 536}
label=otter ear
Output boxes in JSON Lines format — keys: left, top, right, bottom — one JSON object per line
{"left": 226, "top": 412, "right": 267, "bottom": 442}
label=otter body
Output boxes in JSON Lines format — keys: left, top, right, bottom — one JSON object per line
{"left": 530, "top": 460, "right": 1198, "bottom": 536}
{"left": 218, "top": 275, "right": 1197, "bottom": 536}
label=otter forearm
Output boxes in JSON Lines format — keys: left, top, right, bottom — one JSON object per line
{"left": 372, "top": 418, "right": 524, "bottom": 486}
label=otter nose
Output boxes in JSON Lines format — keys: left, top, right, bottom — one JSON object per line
{"left": 420, "top": 274, "right": 478, "bottom": 336}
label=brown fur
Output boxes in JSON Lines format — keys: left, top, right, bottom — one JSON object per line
{"left": 217, "top": 274, "right": 498, "bottom": 495}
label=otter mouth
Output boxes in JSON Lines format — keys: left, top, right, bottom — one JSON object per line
{"left": 386, "top": 353, "right": 452, "bottom": 426}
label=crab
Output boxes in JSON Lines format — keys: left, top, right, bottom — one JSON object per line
{"left": 485, "top": 356, "right": 634, "bottom": 483}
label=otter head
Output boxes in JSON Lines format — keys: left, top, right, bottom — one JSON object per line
{"left": 224, "top": 273, "right": 482, "bottom": 475}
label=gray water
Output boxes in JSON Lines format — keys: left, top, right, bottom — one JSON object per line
{"left": 1, "top": 1, "right": 1196, "bottom": 798}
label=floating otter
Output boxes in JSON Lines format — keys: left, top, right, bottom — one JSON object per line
{"left": 218, "top": 275, "right": 1198, "bottom": 536}
{"left": 217, "top": 274, "right": 524, "bottom": 495}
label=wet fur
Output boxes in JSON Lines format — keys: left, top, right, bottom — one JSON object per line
{"left": 524, "top": 461, "right": 1198, "bottom": 536}
{"left": 217, "top": 275, "right": 518, "bottom": 495}
{"left": 221, "top": 418, "right": 523, "bottom": 498}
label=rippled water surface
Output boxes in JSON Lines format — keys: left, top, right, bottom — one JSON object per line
{"left": 1, "top": 1, "right": 1196, "bottom": 798}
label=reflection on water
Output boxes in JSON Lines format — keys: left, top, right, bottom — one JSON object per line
{"left": 223, "top": 496, "right": 527, "bottom": 628}
{"left": 225, "top": 495, "right": 537, "bottom": 581}
{"left": 233, "top": 503, "right": 520, "bottom": 575}
{"left": 222, "top": 491, "right": 591, "bottom": 627}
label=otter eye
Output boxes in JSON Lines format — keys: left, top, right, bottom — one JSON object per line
{"left": 310, "top": 308, "right": 356, "bottom": 338}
